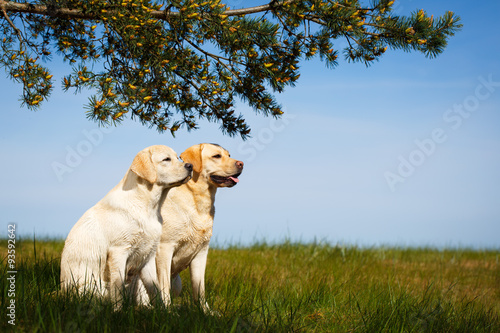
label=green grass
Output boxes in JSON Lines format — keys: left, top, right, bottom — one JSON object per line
{"left": 1, "top": 238, "right": 499, "bottom": 332}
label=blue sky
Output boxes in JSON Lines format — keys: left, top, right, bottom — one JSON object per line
{"left": 1, "top": 0, "right": 499, "bottom": 248}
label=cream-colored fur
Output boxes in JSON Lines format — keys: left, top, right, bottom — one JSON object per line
{"left": 139, "top": 143, "right": 243, "bottom": 312}
{"left": 60, "top": 145, "right": 192, "bottom": 308}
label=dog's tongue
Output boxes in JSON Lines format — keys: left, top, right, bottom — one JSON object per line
{"left": 229, "top": 176, "right": 239, "bottom": 183}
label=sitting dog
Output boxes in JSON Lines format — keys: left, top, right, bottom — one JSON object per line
{"left": 60, "top": 145, "right": 192, "bottom": 308}
{"left": 139, "top": 143, "right": 243, "bottom": 312}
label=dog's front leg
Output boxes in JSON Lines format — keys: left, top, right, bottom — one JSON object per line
{"left": 156, "top": 242, "right": 175, "bottom": 307}
{"left": 190, "top": 246, "right": 211, "bottom": 313}
{"left": 140, "top": 256, "right": 162, "bottom": 307}
{"left": 107, "top": 247, "right": 127, "bottom": 310}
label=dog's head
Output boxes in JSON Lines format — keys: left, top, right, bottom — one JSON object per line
{"left": 131, "top": 145, "right": 192, "bottom": 187}
{"left": 180, "top": 143, "right": 243, "bottom": 188}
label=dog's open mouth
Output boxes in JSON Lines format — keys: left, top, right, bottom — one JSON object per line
{"left": 210, "top": 173, "right": 241, "bottom": 186}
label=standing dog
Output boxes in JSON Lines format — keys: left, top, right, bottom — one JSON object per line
{"left": 60, "top": 145, "right": 192, "bottom": 308}
{"left": 141, "top": 143, "right": 243, "bottom": 312}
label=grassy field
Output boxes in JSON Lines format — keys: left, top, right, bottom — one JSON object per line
{"left": 1, "top": 238, "right": 499, "bottom": 332}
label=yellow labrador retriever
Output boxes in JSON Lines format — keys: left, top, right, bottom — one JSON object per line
{"left": 144, "top": 143, "right": 243, "bottom": 312}
{"left": 60, "top": 145, "right": 192, "bottom": 308}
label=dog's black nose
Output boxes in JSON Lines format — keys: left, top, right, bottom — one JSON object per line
{"left": 185, "top": 163, "right": 193, "bottom": 171}
{"left": 235, "top": 161, "right": 244, "bottom": 169}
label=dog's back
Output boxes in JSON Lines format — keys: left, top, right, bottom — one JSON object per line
{"left": 60, "top": 208, "right": 109, "bottom": 296}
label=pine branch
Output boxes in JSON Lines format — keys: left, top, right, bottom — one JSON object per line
{"left": 1, "top": 1, "right": 20, "bottom": 33}
{"left": 1, "top": 0, "right": 93, "bottom": 19}
{"left": 0, "top": 0, "right": 299, "bottom": 20}
{"left": 0, "top": 0, "right": 462, "bottom": 138}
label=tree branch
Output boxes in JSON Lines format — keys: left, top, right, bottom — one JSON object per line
{"left": 1, "top": 1, "right": 19, "bottom": 31}
{"left": 1, "top": 0, "right": 93, "bottom": 19}
{"left": 1, "top": 0, "right": 26, "bottom": 50}
{"left": 0, "top": 0, "right": 300, "bottom": 20}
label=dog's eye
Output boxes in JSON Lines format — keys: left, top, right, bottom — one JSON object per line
{"left": 163, "top": 157, "right": 171, "bottom": 162}
{"left": 212, "top": 154, "right": 221, "bottom": 159}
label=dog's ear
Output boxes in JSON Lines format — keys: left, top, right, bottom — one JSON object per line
{"left": 180, "top": 144, "right": 203, "bottom": 174}
{"left": 131, "top": 149, "right": 157, "bottom": 183}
